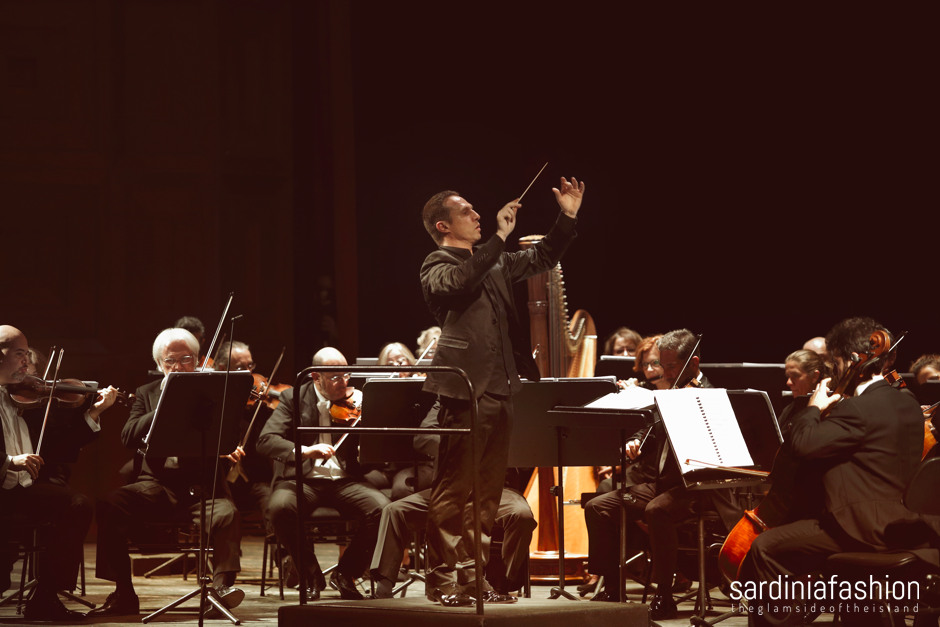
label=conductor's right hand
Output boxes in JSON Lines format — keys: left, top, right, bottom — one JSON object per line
{"left": 626, "top": 438, "right": 642, "bottom": 461}
{"left": 302, "top": 443, "right": 335, "bottom": 460}
{"left": 495, "top": 199, "right": 521, "bottom": 241}
{"left": 11, "top": 453, "right": 43, "bottom": 479}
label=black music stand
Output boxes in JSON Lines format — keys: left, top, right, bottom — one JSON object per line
{"left": 358, "top": 378, "right": 437, "bottom": 465}
{"left": 506, "top": 377, "right": 642, "bottom": 600}
{"left": 140, "top": 370, "right": 253, "bottom": 626}
{"left": 654, "top": 388, "right": 781, "bottom": 627}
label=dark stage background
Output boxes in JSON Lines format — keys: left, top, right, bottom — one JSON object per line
{"left": 1, "top": 1, "right": 936, "bottom": 523}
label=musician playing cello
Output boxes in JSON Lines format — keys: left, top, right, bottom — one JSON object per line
{"left": 418, "top": 176, "right": 584, "bottom": 606}
{"left": 738, "top": 317, "right": 927, "bottom": 626}
{"left": 0, "top": 324, "right": 118, "bottom": 622}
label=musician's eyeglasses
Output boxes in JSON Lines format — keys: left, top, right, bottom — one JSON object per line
{"left": 235, "top": 362, "right": 256, "bottom": 372}
{"left": 642, "top": 360, "right": 661, "bottom": 369}
{"left": 163, "top": 355, "right": 195, "bottom": 367}
{"left": 324, "top": 373, "right": 351, "bottom": 383}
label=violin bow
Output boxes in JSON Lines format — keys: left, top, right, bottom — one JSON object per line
{"left": 227, "top": 347, "right": 286, "bottom": 483}
{"left": 35, "top": 348, "right": 65, "bottom": 456}
{"left": 670, "top": 333, "right": 703, "bottom": 389}
{"left": 315, "top": 416, "right": 361, "bottom": 467}
{"left": 201, "top": 292, "right": 234, "bottom": 371}
{"left": 517, "top": 162, "right": 548, "bottom": 203}
{"left": 414, "top": 336, "right": 437, "bottom": 365}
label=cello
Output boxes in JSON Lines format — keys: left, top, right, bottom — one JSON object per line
{"left": 717, "top": 330, "right": 891, "bottom": 582}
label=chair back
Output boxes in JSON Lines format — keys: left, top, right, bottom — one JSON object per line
{"left": 904, "top": 456, "right": 940, "bottom": 516}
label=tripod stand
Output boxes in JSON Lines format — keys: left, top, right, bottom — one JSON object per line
{"left": 138, "top": 370, "right": 252, "bottom": 625}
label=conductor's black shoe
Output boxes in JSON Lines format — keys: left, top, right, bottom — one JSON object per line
{"left": 330, "top": 570, "right": 364, "bottom": 600}
{"left": 427, "top": 583, "right": 475, "bottom": 607}
{"left": 301, "top": 585, "right": 321, "bottom": 601}
{"left": 480, "top": 589, "right": 517, "bottom": 603}
{"left": 649, "top": 594, "right": 678, "bottom": 620}
{"left": 86, "top": 590, "right": 140, "bottom": 617}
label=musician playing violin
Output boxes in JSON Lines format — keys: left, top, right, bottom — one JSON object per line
{"left": 90, "top": 327, "right": 245, "bottom": 618}
{"left": 584, "top": 329, "right": 741, "bottom": 618}
{"left": 214, "top": 340, "right": 276, "bottom": 536}
{"left": 256, "top": 346, "right": 390, "bottom": 601}
{"left": 739, "top": 317, "right": 927, "bottom": 627}
{"left": 0, "top": 325, "right": 119, "bottom": 622}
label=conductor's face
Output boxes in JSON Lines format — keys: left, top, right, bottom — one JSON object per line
{"left": 160, "top": 340, "right": 197, "bottom": 376}
{"left": 440, "top": 196, "right": 481, "bottom": 247}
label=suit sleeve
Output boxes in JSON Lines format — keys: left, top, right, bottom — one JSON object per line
{"left": 421, "top": 235, "right": 505, "bottom": 297}
{"left": 121, "top": 386, "right": 155, "bottom": 451}
{"left": 786, "top": 403, "right": 865, "bottom": 459}
{"left": 256, "top": 386, "right": 299, "bottom": 464}
{"left": 500, "top": 212, "right": 577, "bottom": 283}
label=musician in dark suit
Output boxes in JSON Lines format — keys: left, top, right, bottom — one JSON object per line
{"left": 739, "top": 317, "right": 927, "bottom": 626}
{"left": 0, "top": 325, "right": 118, "bottom": 622}
{"left": 584, "top": 329, "right": 742, "bottom": 619}
{"left": 256, "top": 346, "right": 390, "bottom": 601}
{"left": 90, "top": 327, "right": 244, "bottom": 618}
{"left": 418, "top": 176, "right": 584, "bottom": 606}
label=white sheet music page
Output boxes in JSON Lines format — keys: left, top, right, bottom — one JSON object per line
{"left": 653, "top": 388, "right": 753, "bottom": 475}
{"left": 584, "top": 386, "right": 655, "bottom": 410}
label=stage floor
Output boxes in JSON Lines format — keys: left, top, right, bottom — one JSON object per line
{"left": 0, "top": 535, "right": 832, "bottom": 626}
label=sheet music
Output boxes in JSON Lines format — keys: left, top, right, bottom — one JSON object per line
{"left": 653, "top": 388, "right": 753, "bottom": 475}
{"left": 584, "top": 386, "right": 655, "bottom": 410}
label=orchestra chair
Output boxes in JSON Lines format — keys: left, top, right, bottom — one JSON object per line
{"left": 675, "top": 498, "right": 730, "bottom": 621}
{"left": 0, "top": 516, "right": 93, "bottom": 615}
{"left": 824, "top": 456, "right": 940, "bottom": 627}
{"left": 126, "top": 518, "right": 212, "bottom": 582}
{"left": 260, "top": 506, "right": 358, "bottom": 600}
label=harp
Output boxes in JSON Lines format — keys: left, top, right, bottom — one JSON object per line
{"left": 519, "top": 235, "right": 598, "bottom": 581}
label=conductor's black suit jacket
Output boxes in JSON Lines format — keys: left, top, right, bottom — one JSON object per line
{"left": 420, "top": 212, "right": 577, "bottom": 401}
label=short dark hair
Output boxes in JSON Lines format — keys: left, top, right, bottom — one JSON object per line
{"left": 911, "top": 354, "right": 940, "bottom": 379}
{"left": 825, "top": 317, "right": 893, "bottom": 379}
{"left": 174, "top": 316, "right": 205, "bottom": 339}
{"left": 422, "top": 191, "right": 459, "bottom": 245}
{"left": 659, "top": 328, "right": 700, "bottom": 362}
{"left": 604, "top": 327, "right": 642, "bottom": 356}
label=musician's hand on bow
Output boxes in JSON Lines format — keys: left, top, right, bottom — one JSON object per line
{"left": 552, "top": 176, "right": 585, "bottom": 218}
{"left": 302, "top": 443, "right": 336, "bottom": 460}
{"left": 11, "top": 453, "right": 43, "bottom": 479}
{"left": 809, "top": 378, "right": 840, "bottom": 413}
{"left": 496, "top": 199, "right": 521, "bottom": 241}
{"left": 221, "top": 445, "right": 245, "bottom": 463}
{"left": 626, "top": 438, "right": 642, "bottom": 461}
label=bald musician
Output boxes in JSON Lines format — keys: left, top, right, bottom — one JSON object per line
{"left": 256, "top": 347, "right": 390, "bottom": 601}
{"left": 1, "top": 325, "right": 118, "bottom": 622}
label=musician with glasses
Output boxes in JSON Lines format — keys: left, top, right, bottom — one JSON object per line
{"left": 257, "top": 346, "right": 390, "bottom": 600}
{"left": 89, "top": 327, "right": 245, "bottom": 618}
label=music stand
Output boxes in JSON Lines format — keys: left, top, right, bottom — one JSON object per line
{"left": 654, "top": 388, "right": 781, "bottom": 626}
{"left": 358, "top": 378, "right": 437, "bottom": 464}
{"left": 506, "top": 377, "right": 644, "bottom": 600}
{"left": 140, "top": 370, "right": 253, "bottom": 625}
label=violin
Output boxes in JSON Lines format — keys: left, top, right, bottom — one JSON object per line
{"left": 247, "top": 372, "right": 290, "bottom": 411}
{"left": 329, "top": 392, "right": 362, "bottom": 423}
{"left": 9, "top": 374, "right": 133, "bottom": 410}
{"left": 718, "top": 329, "right": 892, "bottom": 582}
